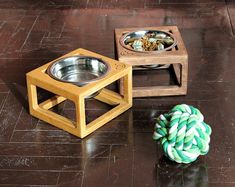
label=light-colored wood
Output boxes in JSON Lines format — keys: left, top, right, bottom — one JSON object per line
{"left": 26, "top": 48, "right": 132, "bottom": 138}
{"left": 123, "top": 70, "right": 132, "bottom": 105}
{"left": 95, "top": 88, "right": 124, "bottom": 106}
{"left": 115, "top": 26, "right": 188, "bottom": 97}
{"left": 75, "top": 96, "right": 86, "bottom": 137}
{"left": 26, "top": 79, "right": 38, "bottom": 111}
{"left": 39, "top": 95, "right": 66, "bottom": 110}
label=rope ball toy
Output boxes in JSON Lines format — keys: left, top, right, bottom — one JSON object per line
{"left": 153, "top": 104, "right": 212, "bottom": 164}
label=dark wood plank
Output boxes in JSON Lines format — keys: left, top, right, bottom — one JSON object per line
{"left": 108, "top": 145, "right": 134, "bottom": 186}
{"left": 0, "top": 93, "right": 22, "bottom": 142}
{"left": 0, "top": 143, "right": 110, "bottom": 158}
{"left": 0, "top": 170, "right": 59, "bottom": 185}
{"left": 133, "top": 133, "right": 158, "bottom": 186}
{"left": 82, "top": 158, "right": 109, "bottom": 187}
{"left": 57, "top": 171, "right": 83, "bottom": 187}
{"left": 208, "top": 168, "right": 235, "bottom": 183}
{"left": 0, "top": 156, "right": 84, "bottom": 171}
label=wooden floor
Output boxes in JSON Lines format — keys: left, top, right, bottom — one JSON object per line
{"left": 0, "top": 0, "right": 235, "bottom": 186}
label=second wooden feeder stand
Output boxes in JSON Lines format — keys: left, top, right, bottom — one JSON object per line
{"left": 26, "top": 48, "right": 132, "bottom": 138}
{"left": 115, "top": 26, "right": 188, "bottom": 98}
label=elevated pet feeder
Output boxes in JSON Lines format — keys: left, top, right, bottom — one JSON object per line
{"left": 47, "top": 55, "right": 109, "bottom": 98}
{"left": 115, "top": 26, "right": 188, "bottom": 97}
{"left": 26, "top": 48, "right": 132, "bottom": 138}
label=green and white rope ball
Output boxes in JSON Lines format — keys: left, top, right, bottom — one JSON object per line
{"left": 153, "top": 104, "right": 212, "bottom": 164}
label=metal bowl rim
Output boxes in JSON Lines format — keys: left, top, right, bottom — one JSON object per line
{"left": 119, "top": 30, "right": 177, "bottom": 53}
{"left": 47, "top": 55, "right": 111, "bottom": 85}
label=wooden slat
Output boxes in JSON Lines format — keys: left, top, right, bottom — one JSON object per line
{"left": 39, "top": 95, "right": 67, "bottom": 110}
{"left": 133, "top": 86, "right": 186, "bottom": 97}
{"left": 95, "top": 88, "right": 124, "bottom": 106}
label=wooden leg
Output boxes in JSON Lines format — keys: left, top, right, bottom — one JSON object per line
{"left": 181, "top": 61, "right": 188, "bottom": 93}
{"left": 39, "top": 95, "right": 67, "bottom": 110}
{"left": 26, "top": 77, "right": 38, "bottom": 112}
{"left": 172, "top": 63, "right": 182, "bottom": 85}
{"left": 119, "top": 78, "right": 124, "bottom": 96}
{"left": 95, "top": 88, "right": 123, "bottom": 106}
{"left": 123, "top": 70, "right": 133, "bottom": 105}
{"left": 75, "top": 96, "right": 86, "bottom": 138}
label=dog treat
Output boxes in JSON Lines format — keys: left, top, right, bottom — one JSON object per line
{"left": 126, "top": 32, "right": 174, "bottom": 52}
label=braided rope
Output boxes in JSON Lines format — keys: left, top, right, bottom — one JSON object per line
{"left": 153, "top": 104, "right": 212, "bottom": 164}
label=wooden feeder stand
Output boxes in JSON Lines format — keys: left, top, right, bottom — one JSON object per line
{"left": 26, "top": 48, "right": 132, "bottom": 138}
{"left": 115, "top": 26, "right": 188, "bottom": 98}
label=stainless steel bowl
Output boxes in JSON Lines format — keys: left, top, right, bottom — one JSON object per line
{"left": 120, "top": 30, "right": 177, "bottom": 69}
{"left": 120, "top": 30, "right": 177, "bottom": 53}
{"left": 47, "top": 56, "right": 110, "bottom": 98}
